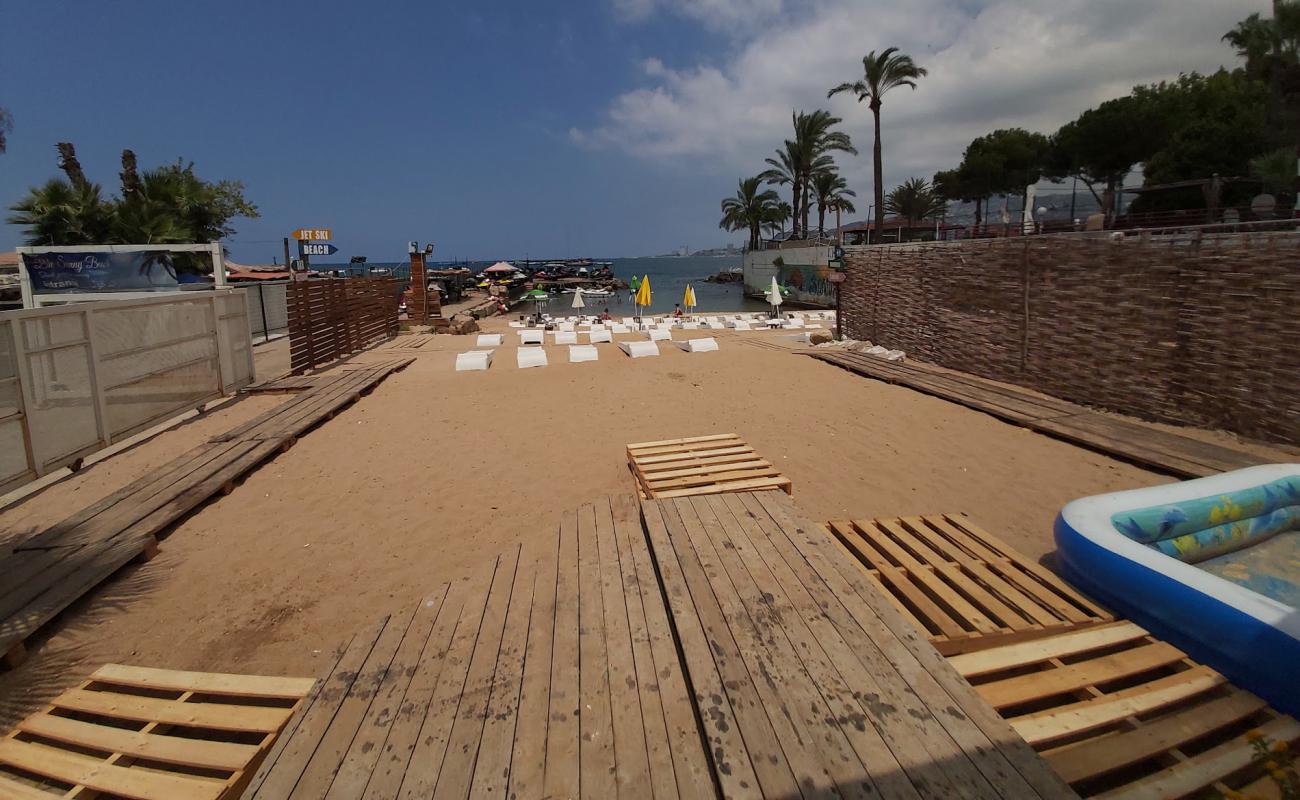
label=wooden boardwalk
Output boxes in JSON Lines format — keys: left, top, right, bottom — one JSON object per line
{"left": 803, "top": 350, "right": 1270, "bottom": 478}
{"left": 0, "top": 359, "right": 411, "bottom": 670}
{"left": 248, "top": 491, "right": 1073, "bottom": 799}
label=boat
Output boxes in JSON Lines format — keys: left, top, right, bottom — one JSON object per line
{"left": 1055, "top": 464, "right": 1300, "bottom": 716}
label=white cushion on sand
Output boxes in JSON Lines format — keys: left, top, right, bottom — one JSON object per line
{"left": 508, "top": 321, "right": 525, "bottom": 328}
{"left": 645, "top": 328, "right": 671, "bottom": 341}
{"left": 455, "top": 350, "right": 493, "bottom": 371}
{"left": 518, "top": 329, "right": 544, "bottom": 344}
{"left": 622, "top": 317, "right": 636, "bottom": 325}
{"left": 569, "top": 344, "right": 599, "bottom": 363}
{"left": 730, "top": 321, "right": 751, "bottom": 331}
{"left": 785, "top": 332, "right": 812, "bottom": 344}
{"left": 609, "top": 323, "right": 629, "bottom": 333}
{"left": 675, "top": 337, "right": 719, "bottom": 353}
{"left": 782, "top": 319, "right": 805, "bottom": 329}
{"left": 553, "top": 331, "right": 578, "bottom": 345}
{"left": 587, "top": 329, "right": 613, "bottom": 343}
{"left": 558, "top": 322, "right": 575, "bottom": 332}
{"left": 681, "top": 321, "right": 700, "bottom": 329}
{"left": 517, "top": 347, "right": 548, "bottom": 369}
{"left": 618, "top": 340, "right": 660, "bottom": 358}
{"left": 704, "top": 321, "right": 725, "bottom": 329}
{"left": 476, "top": 333, "right": 503, "bottom": 347}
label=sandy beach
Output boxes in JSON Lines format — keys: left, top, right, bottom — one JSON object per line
{"left": 0, "top": 316, "right": 1289, "bottom": 727}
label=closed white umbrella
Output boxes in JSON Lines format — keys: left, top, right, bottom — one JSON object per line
{"left": 766, "top": 276, "right": 783, "bottom": 316}
{"left": 571, "top": 287, "right": 585, "bottom": 309}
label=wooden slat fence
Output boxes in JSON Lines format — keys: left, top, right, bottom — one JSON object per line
{"left": 287, "top": 278, "right": 401, "bottom": 374}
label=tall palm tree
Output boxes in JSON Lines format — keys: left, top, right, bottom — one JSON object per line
{"left": 791, "top": 110, "right": 856, "bottom": 236}
{"left": 811, "top": 171, "right": 856, "bottom": 236}
{"left": 759, "top": 142, "right": 802, "bottom": 237}
{"left": 720, "top": 176, "right": 780, "bottom": 251}
{"left": 762, "top": 201, "right": 793, "bottom": 237}
{"left": 828, "top": 48, "right": 928, "bottom": 238}
{"left": 7, "top": 178, "right": 113, "bottom": 245}
{"left": 884, "top": 177, "right": 946, "bottom": 232}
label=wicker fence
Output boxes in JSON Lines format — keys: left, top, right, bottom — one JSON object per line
{"left": 288, "top": 278, "right": 401, "bottom": 374}
{"left": 840, "top": 231, "right": 1300, "bottom": 447}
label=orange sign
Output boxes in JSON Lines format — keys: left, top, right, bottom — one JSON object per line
{"left": 292, "top": 228, "right": 332, "bottom": 241}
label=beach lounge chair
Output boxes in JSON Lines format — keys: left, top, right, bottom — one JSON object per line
{"left": 476, "top": 333, "right": 503, "bottom": 347}
{"left": 517, "top": 347, "right": 548, "bottom": 369}
{"left": 618, "top": 340, "right": 660, "bottom": 358}
{"left": 645, "top": 328, "right": 671, "bottom": 341}
{"left": 782, "top": 319, "right": 805, "bottom": 329}
{"left": 622, "top": 317, "right": 636, "bottom": 325}
{"left": 456, "top": 350, "right": 494, "bottom": 371}
{"left": 553, "top": 330, "right": 578, "bottom": 345}
{"left": 569, "top": 344, "right": 599, "bottom": 363}
{"left": 587, "top": 329, "right": 613, "bottom": 343}
{"left": 675, "top": 337, "right": 719, "bottom": 353}
{"left": 609, "top": 323, "right": 629, "bottom": 333}
{"left": 508, "top": 320, "right": 525, "bottom": 328}
{"left": 704, "top": 320, "right": 725, "bottom": 329}
{"left": 681, "top": 321, "right": 700, "bottom": 329}
{"left": 557, "top": 322, "right": 575, "bottom": 332}
{"left": 731, "top": 320, "right": 752, "bottom": 331}
{"left": 518, "top": 329, "right": 544, "bottom": 345}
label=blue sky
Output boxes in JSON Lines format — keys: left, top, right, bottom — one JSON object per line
{"left": 0, "top": 0, "right": 1263, "bottom": 262}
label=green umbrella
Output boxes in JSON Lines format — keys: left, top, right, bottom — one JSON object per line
{"left": 523, "top": 289, "right": 549, "bottom": 323}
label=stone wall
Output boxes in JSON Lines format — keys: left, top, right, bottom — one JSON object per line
{"left": 840, "top": 232, "right": 1300, "bottom": 446}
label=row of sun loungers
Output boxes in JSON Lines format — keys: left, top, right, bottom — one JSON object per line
{"left": 455, "top": 338, "right": 720, "bottom": 370}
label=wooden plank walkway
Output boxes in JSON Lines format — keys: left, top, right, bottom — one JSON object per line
{"left": 802, "top": 350, "right": 1271, "bottom": 478}
{"left": 0, "top": 664, "right": 314, "bottom": 799}
{"left": 0, "top": 359, "right": 411, "bottom": 671}
{"left": 249, "top": 490, "right": 1073, "bottom": 799}
{"left": 627, "top": 433, "right": 792, "bottom": 499}
{"left": 827, "top": 513, "right": 1113, "bottom": 655}
{"left": 245, "top": 496, "right": 716, "bottom": 800}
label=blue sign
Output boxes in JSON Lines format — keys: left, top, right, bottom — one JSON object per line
{"left": 21, "top": 251, "right": 184, "bottom": 293}
{"left": 301, "top": 243, "right": 338, "bottom": 256}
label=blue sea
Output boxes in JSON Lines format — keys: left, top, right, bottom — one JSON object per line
{"left": 314, "top": 255, "right": 773, "bottom": 314}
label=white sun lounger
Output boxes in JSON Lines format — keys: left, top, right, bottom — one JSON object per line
{"left": 645, "top": 328, "right": 671, "bottom": 341}
{"left": 622, "top": 317, "right": 636, "bottom": 325}
{"left": 518, "top": 329, "right": 544, "bottom": 345}
{"left": 587, "top": 329, "right": 613, "bottom": 343}
{"left": 569, "top": 344, "right": 599, "bottom": 363}
{"left": 609, "top": 323, "right": 629, "bottom": 333}
{"left": 508, "top": 321, "right": 525, "bottom": 328}
{"left": 704, "top": 320, "right": 725, "bottom": 329}
{"left": 674, "top": 337, "right": 719, "bottom": 353}
{"left": 618, "top": 340, "right": 660, "bottom": 358}
{"left": 455, "top": 350, "right": 493, "bottom": 371}
{"left": 517, "top": 347, "right": 548, "bottom": 369}
{"left": 553, "top": 330, "right": 578, "bottom": 345}
{"left": 681, "top": 321, "right": 700, "bottom": 329}
{"left": 730, "top": 321, "right": 751, "bottom": 331}
{"left": 476, "top": 333, "right": 503, "bottom": 347}
{"left": 782, "top": 319, "right": 805, "bottom": 329}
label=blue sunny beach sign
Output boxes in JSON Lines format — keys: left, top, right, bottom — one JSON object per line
{"left": 21, "top": 251, "right": 185, "bottom": 293}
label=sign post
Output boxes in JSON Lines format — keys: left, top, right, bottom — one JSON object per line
{"left": 292, "top": 228, "right": 333, "bottom": 282}
{"left": 827, "top": 266, "right": 847, "bottom": 340}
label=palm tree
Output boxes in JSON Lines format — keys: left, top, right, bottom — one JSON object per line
{"left": 7, "top": 178, "right": 113, "bottom": 245}
{"left": 884, "top": 177, "right": 947, "bottom": 234}
{"left": 791, "top": 110, "right": 856, "bottom": 236}
{"left": 720, "top": 176, "right": 780, "bottom": 251}
{"left": 828, "top": 48, "right": 928, "bottom": 238}
{"left": 759, "top": 142, "right": 802, "bottom": 237}
{"left": 762, "top": 201, "right": 793, "bottom": 238}
{"left": 811, "top": 171, "right": 856, "bottom": 236}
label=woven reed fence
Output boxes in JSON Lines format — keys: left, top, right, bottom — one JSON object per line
{"left": 288, "top": 278, "right": 401, "bottom": 373}
{"left": 841, "top": 231, "right": 1300, "bottom": 447}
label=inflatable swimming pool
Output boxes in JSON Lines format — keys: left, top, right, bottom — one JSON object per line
{"left": 1055, "top": 464, "right": 1300, "bottom": 717}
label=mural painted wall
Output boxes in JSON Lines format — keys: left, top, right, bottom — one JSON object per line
{"left": 743, "top": 245, "right": 835, "bottom": 306}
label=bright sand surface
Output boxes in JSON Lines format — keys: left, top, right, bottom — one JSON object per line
{"left": 0, "top": 313, "right": 1289, "bottom": 726}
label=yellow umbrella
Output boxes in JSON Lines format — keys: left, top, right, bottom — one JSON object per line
{"left": 634, "top": 274, "right": 652, "bottom": 316}
{"left": 683, "top": 284, "right": 697, "bottom": 314}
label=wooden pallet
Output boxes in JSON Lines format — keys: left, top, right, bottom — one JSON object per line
{"left": 949, "top": 622, "right": 1300, "bottom": 799}
{"left": 626, "top": 433, "right": 793, "bottom": 499}
{"left": 0, "top": 664, "right": 314, "bottom": 799}
{"left": 827, "top": 514, "right": 1113, "bottom": 655}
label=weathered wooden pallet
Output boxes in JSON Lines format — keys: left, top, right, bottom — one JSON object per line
{"left": 0, "top": 663, "right": 314, "bottom": 799}
{"left": 949, "top": 621, "right": 1300, "bottom": 799}
{"left": 826, "top": 514, "right": 1113, "bottom": 655}
{"left": 626, "top": 433, "right": 792, "bottom": 499}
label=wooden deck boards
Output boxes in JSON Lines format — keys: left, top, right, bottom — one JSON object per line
{"left": 251, "top": 490, "right": 1069, "bottom": 798}
{"left": 0, "top": 359, "right": 411, "bottom": 670}
{"left": 627, "top": 433, "right": 793, "bottom": 499}
{"left": 803, "top": 350, "right": 1270, "bottom": 478}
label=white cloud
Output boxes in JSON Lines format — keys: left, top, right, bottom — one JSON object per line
{"left": 611, "top": 0, "right": 786, "bottom": 31}
{"left": 581, "top": 0, "right": 1266, "bottom": 195}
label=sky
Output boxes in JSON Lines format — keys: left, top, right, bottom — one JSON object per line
{"left": 0, "top": 0, "right": 1267, "bottom": 262}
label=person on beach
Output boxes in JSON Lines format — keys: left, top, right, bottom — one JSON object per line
{"left": 600, "top": 308, "right": 611, "bottom": 321}
{"left": 673, "top": 303, "right": 683, "bottom": 317}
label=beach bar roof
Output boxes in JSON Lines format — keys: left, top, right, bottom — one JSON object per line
{"left": 484, "top": 261, "right": 515, "bottom": 273}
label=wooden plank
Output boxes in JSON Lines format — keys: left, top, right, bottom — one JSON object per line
{"left": 592, "top": 497, "right": 653, "bottom": 797}
{"left": 48, "top": 687, "right": 292, "bottom": 734}
{"left": 640, "top": 499, "right": 768, "bottom": 799}
{"left": 1009, "top": 666, "right": 1226, "bottom": 747}
{"left": 0, "top": 738, "right": 224, "bottom": 800}
{"left": 747, "top": 491, "right": 1073, "bottom": 799}
{"left": 977, "top": 641, "right": 1187, "bottom": 709}
{"left": 627, "top": 433, "right": 740, "bottom": 452}
{"left": 543, "top": 511, "right": 582, "bottom": 800}
{"left": 322, "top": 585, "right": 449, "bottom": 800}
{"left": 697, "top": 494, "right": 934, "bottom": 800}
{"left": 88, "top": 663, "right": 316, "bottom": 700}
{"left": 1043, "top": 689, "right": 1269, "bottom": 784}
{"left": 15, "top": 713, "right": 257, "bottom": 772}
{"left": 949, "top": 622, "right": 1149, "bottom": 679}
{"left": 650, "top": 476, "right": 791, "bottom": 499}
{"left": 0, "top": 773, "right": 60, "bottom": 800}
{"left": 630, "top": 445, "right": 754, "bottom": 467}
{"left": 613, "top": 494, "right": 715, "bottom": 800}
{"left": 505, "top": 533, "right": 558, "bottom": 800}
{"left": 576, "top": 503, "right": 618, "bottom": 800}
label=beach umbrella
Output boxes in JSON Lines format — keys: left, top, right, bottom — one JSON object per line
{"left": 766, "top": 276, "right": 783, "bottom": 316}
{"left": 571, "top": 287, "right": 585, "bottom": 309}
{"left": 634, "top": 274, "right": 652, "bottom": 318}
{"left": 484, "top": 261, "right": 515, "bottom": 274}
{"left": 683, "top": 284, "right": 697, "bottom": 315}
{"left": 524, "top": 288, "right": 549, "bottom": 321}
